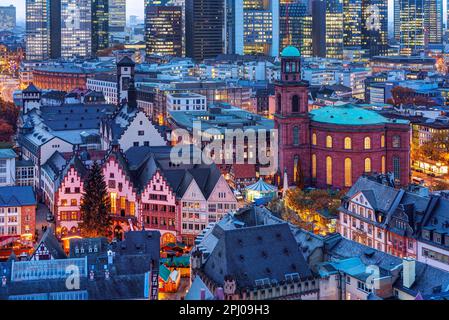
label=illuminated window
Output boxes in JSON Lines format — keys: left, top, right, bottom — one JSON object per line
{"left": 110, "top": 193, "right": 117, "bottom": 214}
{"left": 293, "top": 155, "right": 300, "bottom": 184}
{"left": 293, "top": 126, "right": 300, "bottom": 146}
{"left": 70, "top": 199, "right": 77, "bottom": 206}
{"left": 344, "top": 137, "right": 352, "bottom": 150}
{"left": 381, "top": 156, "right": 386, "bottom": 174}
{"left": 345, "top": 158, "right": 352, "bottom": 187}
{"left": 312, "top": 154, "right": 317, "bottom": 179}
{"left": 130, "top": 202, "right": 135, "bottom": 216}
{"left": 120, "top": 197, "right": 126, "bottom": 209}
{"left": 312, "top": 133, "right": 317, "bottom": 145}
{"left": 326, "top": 156, "right": 332, "bottom": 185}
{"left": 326, "top": 135, "right": 333, "bottom": 148}
{"left": 364, "top": 137, "right": 371, "bottom": 150}
{"left": 365, "top": 158, "right": 372, "bottom": 173}
{"left": 381, "top": 135, "right": 385, "bottom": 148}
{"left": 61, "top": 199, "right": 68, "bottom": 206}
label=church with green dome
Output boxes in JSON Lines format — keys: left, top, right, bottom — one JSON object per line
{"left": 274, "top": 47, "right": 411, "bottom": 189}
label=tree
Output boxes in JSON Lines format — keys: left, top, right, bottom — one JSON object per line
{"left": 79, "top": 161, "right": 112, "bottom": 238}
{"left": 420, "top": 131, "right": 449, "bottom": 163}
{"left": 389, "top": 86, "right": 438, "bottom": 107}
{"left": 0, "top": 119, "right": 13, "bottom": 142}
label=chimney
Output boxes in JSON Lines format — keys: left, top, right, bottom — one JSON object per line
{"left": 403, "top": 257, "right": 416, "bottom": 289}
{"left": 200, "top": 288, "right": 206, "bottom": 300}
{"left": 215, "top": 287, "right": 224, "bottom": 300}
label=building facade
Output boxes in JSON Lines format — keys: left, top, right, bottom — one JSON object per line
{"left": 275, "top": 46, "right": 411, "bottom": 189}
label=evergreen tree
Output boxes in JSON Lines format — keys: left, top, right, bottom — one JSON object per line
{"left": 79, "top": 161, "right": 112, "bottom": 238}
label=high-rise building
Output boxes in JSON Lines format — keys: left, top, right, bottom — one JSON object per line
{"left": 425, "top": 0, "right": 442, "bottom": 44}
{"left": 301, "top": 15, "right": 313, "bottom": 57}
{"left": 312, "top": 0, "right": 344, "bottom": 59}
{"left": 394, "top": 0, "right": 400, "bottom": 42}
{"left": 0, "top": 5, "right": 16, "bottom": 31}
{"left": 343, "top": 0, "right": 362, "bottom": 47}
{"left": 61, "top": 0, "right": 109, "bottom": 59}
{"left": 185, "top": 0, "right": 225, "bottom": 61}
{"left": 280, "top": 0, "right": 308, "bottom": 55}
{"left": 92, "top": 0, "right": 109, "bottom": 53}
{"left": 361, "top": 0, "right": 388, "bottom": 57}
{"left": 398, "top": 0, "right": 442, "bottom": 55}
{"left": 108, "top": 0, "right": 126, "bottom": 33}
{"left": 26, "top": 0, "right": 61, "bottom": 61}
{"left": 225, "top": 0, "right": 279, "bottom": 56}
{"left": 145, "top": 5, "right": 183, "bottom": 57}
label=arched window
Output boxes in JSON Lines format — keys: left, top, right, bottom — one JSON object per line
{"left": 326, "top": 135, "right": 333, "bottom": 148}
{"left": 365, "top": 158, "right": 372, "bottom": 173}
{"left": 393, "top": 157, "right": 400, "bottom": 182}
{"left": 293, "top": 155, "right": 300, "bottom": 184}
{"left": 276, "top": 94, "right": 282, "bottom": 113}
{"left": 312, "top": 133, "right": 317, "bottom": 145}
{"left": 381, "top": 156, "right": 386, "bottom": 174}
{"left": 364, "top": 137, "right": 371, "bottom": 150}
{"left": 293, "top": 126, "right": 300, "bottom": 146}
{"left": 292, "top": 95, "right": 299, "bottom": 113}
{"left": 344, "top": 158, "right": 352, "bottom": 187}
{"left": 312, "top": 154, "right": 317, "bottom": 179}
{"left": 326, "top": 156, "right": 332, "bottom": 185}
{"left": 344, "top": 137, "right": 352, "bottom": 150}
{"left": 393, "top": 136, "right": 401, "bottom": 148}
{"left": 381, "top": 135, "right": 385, "bottom": 148}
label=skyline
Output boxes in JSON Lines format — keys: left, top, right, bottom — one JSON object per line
{"left": 0, "top": 0, "right": 145, "bottom": 22}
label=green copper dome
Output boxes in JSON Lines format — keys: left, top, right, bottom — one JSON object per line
{"left": 281, "top": 46, "right": 301, "bottom": 57}
{"left": 310, "top": 104, "right": 409, "bottom": 126}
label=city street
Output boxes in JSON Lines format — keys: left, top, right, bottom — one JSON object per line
{"left": 0, "top": 75, "right": 19, "bottom": 102}
{"left": 36, "top": 203, "right": 55, "bottom": 240}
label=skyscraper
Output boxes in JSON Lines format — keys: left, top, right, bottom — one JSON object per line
{"left": 343, "top": 0, "right": 362, "bottom": 47}
{"left": 108, "top": 0, "right": 126, "bottom": 33}
{"left": 397, "top": 0, "right": 442, "bottom": 55}
{"left": 312, "top": 0, "right": 344, "bottom": 59}
{"left": 145, "top": 5, "right": 183, "bottom": 57}
{"left": 0, "top": 5, "right": 16, "bottom": 31}
{"left": 61, "top": 0, "right": 109, "bottom": 59}
{"left": 361, "top": 0, "right": 388, "bottom": 57}
{"left": 280, "top": 0, "right": 308, "bottom": 55}
{"left": 185, "top": 0, "right": 225, "bottom": 61}
{"left": 26, "top": 0, "right": 61, "bottom": 61}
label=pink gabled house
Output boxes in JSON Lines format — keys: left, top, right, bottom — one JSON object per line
{"left": 54, "top": 155, "right": 88, "bottom": 240}
{"left": 51, "top": 145, "right": 239, "bottom": 245}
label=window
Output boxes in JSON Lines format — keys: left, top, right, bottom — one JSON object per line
{"left": 312, "top": 133, "right": 317, "bottom": 145}
{"left": 326, "top": 156, "right": 332, "bottom": 185}
{"left": 293, "top": 126, "right": 299, "bottom": 146}
{"left": 344, "top": 137, "right": 352, "bottom": 150}
{"left": 312, "top": 154, "right": 317, "bottom": 179}
{"left": 138, "top": 130, "right": 144, "bottom": 136}
{"left": 293, "top": 156, "right": 300, "bottom": 184}
{"left": 392, "top": 136, "right": 401, "bottom": 148}
{"left": 133, "top": 142, "right": 139, "bottom": 147}
{"left": 381, "top": 135, "right": 385, "bottom": 148}
{"left": 110, "top": 193, "right": 117, "bottom": 214}
{"left": 61, "top": 199, "right": 68, "bottom": 206}
{"left": 381, "top": 156, "right": 386, "bottom": 174}
{"left": 71, "top": 199, "right": 77, "bottom": 206}
{"left": 326, "top": 135, "right": 333, "bottom": 148}
{"left": 344, "top": 158, "right": 352, "bottom": 187}
{"left": 364, "top": 158, "right": 372, "bottom": 173}
{"left": 292, "top": 95, "right": 299, "bottom": 113}
{"left": 393, "top": 157, "right": 400, "bottom": 182}
{"left": 364, "top": 137, "right": 371, "bottom": 150}
{"left": 276, "top": 94, "right": 281, "bottom": 113}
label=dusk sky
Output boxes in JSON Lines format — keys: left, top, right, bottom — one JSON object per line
{"left": 0, "top": 0, "right": 145, "bottom": 22}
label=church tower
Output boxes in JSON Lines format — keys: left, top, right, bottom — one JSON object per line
{"left": 117, "top": 56, "right": 136, "bottom": 107}
{"left": 274, "top": 46, "right": 311, "bottom": 187}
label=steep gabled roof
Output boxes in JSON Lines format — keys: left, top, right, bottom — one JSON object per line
{"left": 32, "top": 227, "right": 67, "bottom": 260}
{"left": 203, "top": 223, "right": 313, "bottom": 289}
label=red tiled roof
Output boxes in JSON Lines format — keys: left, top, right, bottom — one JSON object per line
{"left": 232, "top": 164, "right": 257, "bottom": 179}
